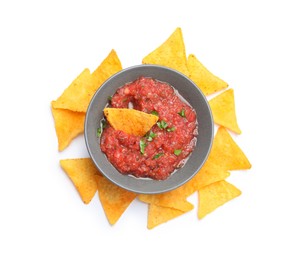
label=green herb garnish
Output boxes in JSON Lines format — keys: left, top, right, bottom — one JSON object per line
{"left": 146, "top": 131, "right": 156, "bottom": 141}
{"left": 174, "top": 149, "right": 182, "bottom": 156}
{"left": 178, "top": 108, "right": 186, "bottom": 118}
{"left": 167, "top": 127, "right": 175, "bottom": 132}
{"left": 151, "top": 110, "right": 159, "bottom": 116}
{"left": 101, "top": 120, "right": 107, "bottom": 129}
{"left": 96, "top": 127, "right": 102, "bottom": 137}
{"left": 140, "top": 139, "right": 147, "bottom": 154}
{"left": 108, "top": 96, "right": 112, "bottom": 101}
{"left": 157, "top": 120, "right": 168, "bottom": 130}
{"left": 153, "top": 153, "right": 164, "bottom": 159}
{"left": 96, "top": 119, "right": 107, "bottom": 137}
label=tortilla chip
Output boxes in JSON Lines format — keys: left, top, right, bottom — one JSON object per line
{"left": 209, "top": 89, "right": 241, "bottom": 134}
{"left": 52, "top": 68, "right": 97, "bottom": 112}
{"left": 52, "top": 50, "right": 122, "bottom": 113}
{"left": 180, "top": 162, "right": 231, "bottom": 197}
{"left": 198, "top": 180, "right": 241, "bottom": 219}
{"left": 51, "top": 104, "right": 85, "bottom": 151}
{"left": 142, "top": 27, "right": 189, "bottom": 76}
{"left": 208, "top": 126, "right": 251, "bottom": 171}
{"left": 147, "top": 204, "right": 188, "bottom": 229}
{"left": 104, "top": 108, "right": 159, "bottom": 136}
{"left": 138, "top": 192, "right": 194, "bottom": 212}
{"left": 92, "top": 49, "right": 122, "bottom": 88}
{"left": 60, "top": 158, "right": 99, "bottom": 204}
{"left": 187, "top": 54, "right": 228, "bottom": 96}
{"left": 95, "top": 175, "right": 137, "bottom": 225}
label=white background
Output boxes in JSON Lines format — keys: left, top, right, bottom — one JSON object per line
{"left": 1, "top": 0, "right": 296, "bottom": 259}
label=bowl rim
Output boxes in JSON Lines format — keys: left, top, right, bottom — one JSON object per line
{"left": 84, "top": 64, "right": 213, "bottom": 194}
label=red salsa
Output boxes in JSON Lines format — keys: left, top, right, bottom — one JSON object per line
{"left": 100, "top": 77, "right": 198, "bottom": 180}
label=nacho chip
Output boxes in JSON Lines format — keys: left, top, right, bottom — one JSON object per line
{"left": 60, "top": 158, "right": 99, "bottom": 204}
{"left": 208, "top": 126, "right": 251, "bottom": 171}
{"left": 147, "top": 204, "right": 188, "bottom": 229}
{"left": 52, "top": 68, "right": 96, "bottom": 112}
{"left": 95, "top": 175, "right": 137, "bottom": 225}
{"left": 104, "top": 108, "right": 159, "bottom": 136}
{"left": 138, "top": 192, "right": 194, "bottom": 212}
{"left": 187, "top": 54, "right": 228, "bottom": 96}
{"left": 51, "top": 104, "right": 85, "bottom": 151}
{"left": 179, "top": 162, "right": 231, "bottom": 197}
{"left": 209, "top": 89, "right": 241, "bottom": 134}
{"left": 198, "top": 180, "right": 241, "bottom": 219}
{"left": 142, "top": 27, "right": 189, "bottom": 76}
{"left": 52, "top": 50, "right": 122, "bottom": 113}
{"left": 92, "top": 49, "right": 122, "bottom": 89}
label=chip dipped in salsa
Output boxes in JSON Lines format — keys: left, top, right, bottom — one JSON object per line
{"left": 100, "top": 76, "right": 198, "bottom": 180}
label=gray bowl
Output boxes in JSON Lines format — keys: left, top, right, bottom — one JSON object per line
{"left": 85, "top": 65, "right": 213, "bottom": 194}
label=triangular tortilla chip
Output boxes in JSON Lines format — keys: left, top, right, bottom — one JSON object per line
{"left": 207, "top": 126, "right": 252, "bottom": 171}
{"left": 147, "top": 204, "right": 188, "bottom": 229}
{"left": 92, "top": 49, "right": 122, "bottom": 88}
{"left": 52, "top": 68, "right": 97, "bottom": 112}
{"left": 60, "top": 158, "right": 99, "bottom": 204}
{"left": 180, "top": 161, "right": 231, "bottom": 197}
{"left": 138, "top": 192, "right": 194, "bottom": 212}
{"left": 95, "top": 175, "right": 137, "bottom": 225}
{"left": 51, "top": 104, "right": 85, "bottom": 151}
{"left": 198, "top": 180, "right": 241, "bottom": 219}
{"left": 209, "top": 89, "right": 241, "bottom": 134}
{"left": 104, "top": 108, "right": 158, "bottom": 136}
{"left": 52, "top": 50, "right": 122, "bottom": 113}
{"left": 188, "top": 54, "right": 228, "bottom": 96}
{"left": 142, "top": 27, "right": 189, "bottom": 76}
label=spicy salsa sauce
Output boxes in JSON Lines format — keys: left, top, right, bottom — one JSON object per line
{"left": 100, "top": 77, "right": 198, "bottom": 180}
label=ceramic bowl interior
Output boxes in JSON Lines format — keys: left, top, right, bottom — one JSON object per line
{"left": 85, "top": 65, "right": 213, "bottom": 194}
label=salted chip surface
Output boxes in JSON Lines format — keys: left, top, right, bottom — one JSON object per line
{"left": 142, "top": 27, "right": 189, "bottom": 76}
{"left": 60, "top": 158, "right": 99, "bottom": 204}
{"left": 95, "top": 175, "right": 137, "bottom": 225}
{"left": 208, "top": 126, "right": 251, "bottom": 171}
{"left": 147, "top": 204, "right": 188, "bottom": 229}
{"left": 209, "top": 89, "right": 241, "bottom": 134}
{"left": 104, "top": 108, "right": 159, "bottom": 136}
{"left": 51, "top": 104, "right": 85, "bottom": 151}
{"left": 187, "top": 54, "right": 228, "bottom": 96}
{"left": 198, "top": 180, "right": 241, "bottom": 219}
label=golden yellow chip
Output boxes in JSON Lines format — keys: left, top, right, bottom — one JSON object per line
{"left": 92, "top": 49, "right": 122, "bottom": 89}
{"left": 208, "top": 126, "right": 251, "bottom": 171}
{"left": 147, "top": 204, "right": 188, "bottom": 229}
{"left": 198, "top": 180, "right": 241, "bottom": 219}
{"left": 209, "top": 89, "right": 241, "bottom": 134}
{"left": 52, "top": 68, "right": 96, "bottom": 112}
{"left": 52, "top": 50, "right": 122, "bottom": 113}
{"left": 138, "top": 192, "right": 194, "bottom": 212}
{"left": 95, "top": 175, "right": 137, "bottom": 225}
{"left": 60, "top": 158, "right": 99, "bottom": 204}
{"left": 187, "top": 54, "right": 228, "bottom": 96}
{"left": 51, "top": 104, "right": 85, "bottom": 151}
{"left": 180, "top": 162, "right": 231, "bottom": 197}
{"left": 104, "top": 108, "right": 159, "bottom": 136}
{"left": 142, "top": 27, "right": 189, "bottom": 76}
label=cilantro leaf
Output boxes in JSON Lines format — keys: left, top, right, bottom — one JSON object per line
{"left": 140, "top": 139, "right": 147, "bottom": 154}
{"left": 178, "top": 108, "right": 186, "bottom": 117}
{"left": 174, "top": 149, "right": 182, "bottom": 156}
{"left": 157, "top": 120, "right": 168, "bottom": 130}
{"left": 153, "top": 153, "right": 164, "bottom": 159}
